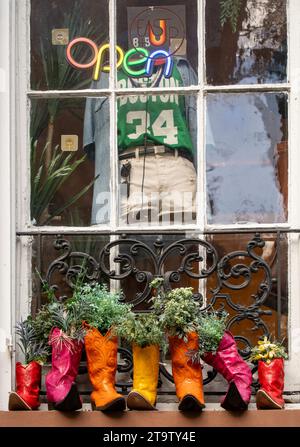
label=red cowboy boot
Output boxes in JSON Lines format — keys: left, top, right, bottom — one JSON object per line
{"left": 256, "top": 358, "right": 285, "bottom": 409}
{"left": 46, "top": 328, "right": 83, "bottom": 411}
{"left": 8, "top": 361, "right": 41, "bottom": 410}
{"left": 202, "top": 331, "right": 252, "bottom": 411}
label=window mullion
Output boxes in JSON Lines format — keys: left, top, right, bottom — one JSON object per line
{"left": 18, "top": 0, "right": 31, "bottom": 230}
{"left": 196, "top": 0, "right": 205, "bottom": 231}
{"left": 109, "top": 0, "right": 117, "bottom": 230}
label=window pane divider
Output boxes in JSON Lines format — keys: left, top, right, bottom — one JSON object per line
{"left": 204, "top": 83, "right": 290, "bottom": 93}
{"left": 16, "top": 222, "right": 294, "bottom": 236}
{"left": 27, "top": 83, "right": 290, "bottom": 101}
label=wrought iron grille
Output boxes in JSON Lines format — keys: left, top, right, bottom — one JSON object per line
{"left": 19, "top": 230, "right": 288, "bottom": 398}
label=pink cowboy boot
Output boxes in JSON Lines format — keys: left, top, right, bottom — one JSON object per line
{"left": 202, "top": 331, "right": 252, "bottom": 411}
{"left": 46, "top": 327, "right": 83, "bottom": 411}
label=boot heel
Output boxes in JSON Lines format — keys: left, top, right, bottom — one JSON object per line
{"left": 54, "top": 383, "right": 82, "bottom": 412}
{"left": 221, "top": 381, "right": 248, "bottom": 411}
{"left": 48, "top": 402, "right": 55, "bottom": 411}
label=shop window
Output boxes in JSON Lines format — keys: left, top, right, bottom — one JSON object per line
{"left": 17, "top": 0, "right": 291, "bottom": 383}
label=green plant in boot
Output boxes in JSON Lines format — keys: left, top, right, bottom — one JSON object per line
{"left": 152, "top": 286, "right": 200, "bottom": 341}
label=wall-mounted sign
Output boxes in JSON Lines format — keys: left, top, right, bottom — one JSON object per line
{"left": 61, "top": 135, "right": 78, "bottom": 152}
{"left": 52, "top": 29, "right": 69, "bottom": 46}
{"left": 127, "top": 5, "right": 186, "bottom": 57}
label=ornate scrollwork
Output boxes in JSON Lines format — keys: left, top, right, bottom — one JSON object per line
{"left": 44, "top": 232, "right": 277, "bottom": 392}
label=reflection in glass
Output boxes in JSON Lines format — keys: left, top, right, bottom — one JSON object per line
{"left": 206, "top": 233, "right": 288, "bottom": 344}
{"left": 115, "top": 94, "right": 197, "bottom": 226}
{"left": 206, "top": 0, "right": 287, "bottom": 85}
{"left": 206, "top": 93, "right": 288, "bottom": 224}
{"left": 30, "top": 0, "right": 109, "bottom": 90}
{"left": 31, "top": 235, "right": 109, "bottom": 313}
{"left": 31, "top": 98, "right": 102, "bottom": 226}
{"left": 117, "top": 0, "right": 198, "bottom": 88}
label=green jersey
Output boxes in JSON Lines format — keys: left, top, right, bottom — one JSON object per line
{"left": 117, "top": 64, "right": 194, "bottom": 155}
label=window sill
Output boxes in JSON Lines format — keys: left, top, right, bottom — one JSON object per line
{"left": 1, "top": 404, "right": 300, "bottom": 427}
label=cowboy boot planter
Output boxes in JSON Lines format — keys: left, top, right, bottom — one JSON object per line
{"left": 46, "top": 327, "right": 83, "bottom": 411}
{"left": 202, "top": 331, "right": 252, "bottom": 411}
{"left": 256, "top": 358, "right": 285, "bottom": 409}
{"left": 127, "top": 344, "right": 160, "bottom": 411}
{"left": 9, "top": 361, "right": 41, "bottom": 411}
{"left": 169, "top": 332, "right": 205, "bottom": 411}
{"left": 85, "top": 327, "right": 126, "bottom": 411}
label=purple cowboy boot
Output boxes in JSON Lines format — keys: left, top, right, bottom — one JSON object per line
{"left": 46, "top": 328, "right": 83, "bottom": 411}
{"left": 202, "top": 331, "right": 252, "bottom": 411}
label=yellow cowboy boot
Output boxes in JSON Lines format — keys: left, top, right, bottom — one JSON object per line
{"left": 127, "top": 344, "right": 160, "bottom": 410}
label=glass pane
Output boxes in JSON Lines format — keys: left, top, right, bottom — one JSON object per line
{"left": 118, "top": 234, "right": 198, "bottom": 310}
{"left": 117, "top": 93, "right": 197, "bottom": 226}
{"left": 206, "top": 92, "right": 288, "bottom": 224}
{"left": 31, "top": 97, "right": 110, "bottom": 226}
{"left": 206, "top": 0, "right": 287, "bottom": 85}
{"left": 31, "top": 235, "right": 110, "bottom": 313}
{"left": 206, "top": 233, "right": 288, "bottom": 345}
{"left": 30, "top": 0, "right": 109, "bottom": 90}
{"left": 117, "top": 0, "right": 198, "bottom": 89}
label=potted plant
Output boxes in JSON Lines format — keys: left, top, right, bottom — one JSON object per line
{"left": 152, "top": 285, "right": 205, "bottom": 411}
{"left": 250, "top": 336, "right": 287, "bottom": 409}
{"left": 115, "top": 312, "right": 165, "bottom": 411}
{"left": 72, "top": 283, "right": 131, "bottom": 411}
{"left": 41, "top": 298, "right": 86, "bottom": 411}
{"left": 190, "top": 310, "right": 252, "bottom": 411}
{"left": 30, "top": 276, "right": 87, "bottom": 412}
{"left": 8, "top": 318, "right": 49, "bottom": 411}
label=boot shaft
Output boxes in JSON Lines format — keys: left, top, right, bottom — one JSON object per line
{"left": 169, "top": 332, "right": 204, "bottom": 404}
{"left": 169, "top": 332, "right": 202, "bottom": 382}
{"left": 46, "top": 327, "right": 83, "bottom": 403}
{"left": 258, "top": 358, "right": 284, "bottom": 402}
{"left": 202, "top": 330, "right": 252, "bottom": 405}
{"left": 16, "top": 361, "right": 41, "bottom": 409}
{"left": 132, "top": 344, "right": 160, "bottom": 393}
{"left": 85, "top": 327, "right": 119, "bottom": 389}
{"left": 49, "top": 327, "right": 83, "bottom": 376}
{"left": 202, "top": 331, "right": 252, "bottom": 382}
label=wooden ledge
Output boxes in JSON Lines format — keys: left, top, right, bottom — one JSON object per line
{"left": 1, "top": 408, "right": 300, "bottom": 428}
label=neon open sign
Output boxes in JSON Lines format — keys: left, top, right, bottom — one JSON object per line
{"left": 66, "top": 37, "right": 174, "bottom": 80}
{"left": 66, "top": 4, "right": 186, "bottom": 80}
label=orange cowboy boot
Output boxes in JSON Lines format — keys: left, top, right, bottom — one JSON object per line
{"left": 169, "top": 332, "right": 205, "bottom": 411}
{"left": 84, "top": 327, "right": 126, "bottom": 411}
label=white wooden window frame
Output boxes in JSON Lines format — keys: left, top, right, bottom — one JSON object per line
{"left": 6, "top": 0, "right": 300, "bottom": 395}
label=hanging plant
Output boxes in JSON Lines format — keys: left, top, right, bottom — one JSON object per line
{"left": 220, "top": 0, "right": 242, "bottom": 33}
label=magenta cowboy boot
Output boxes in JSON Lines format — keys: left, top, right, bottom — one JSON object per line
{"left": 46, "top": 328, "right": 83, "bottom": 411}
{"left": 202, "top": 331, "right": 252, "bottom": 411}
